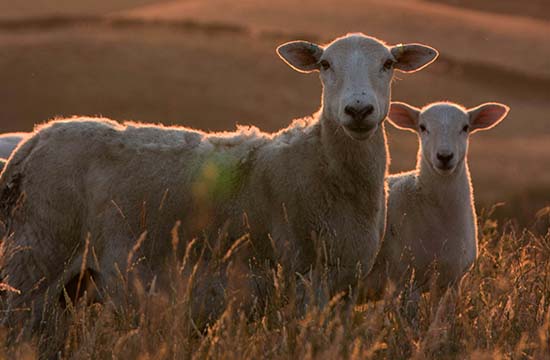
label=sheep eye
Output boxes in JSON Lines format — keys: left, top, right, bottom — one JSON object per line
{"left": 383, "top": 59, "right": 394, "bottom": 71}
{"left": 419, "top": 124, "right": 427, "bottom": 133}
{"left": 462, "top": 125, "right": 469, "bottom": 133}
{"left": 320, "top": 60, "right": 331, "bottom": 70}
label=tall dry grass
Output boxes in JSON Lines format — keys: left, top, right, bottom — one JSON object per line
{"left": 1, "top": 208, "right": 549, "bottom": 359}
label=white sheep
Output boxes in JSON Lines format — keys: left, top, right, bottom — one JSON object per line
{"left": 0, "top": 33, "right": 438, "bottom": 328}
{"left": 0, "top": 133, "right": 25, "bottom": 160}
{"left": 364, "top": 101, "right": 510, "bottom": 300}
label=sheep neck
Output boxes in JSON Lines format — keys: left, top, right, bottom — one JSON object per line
{"left": 319, "top": 113, "right": 387, "bottom": 198}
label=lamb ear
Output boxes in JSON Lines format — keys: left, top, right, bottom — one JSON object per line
{"left": 391, "top": 44, "right": 438, "bottom": 73}
{"left": 277, "top": 41, "right": 324, "bottom": 73}
{"left": 387, "top": 102, "right": 421, "bottom": 132}
{"left": 468, "top": 102, "right": 510, "bottom": 133}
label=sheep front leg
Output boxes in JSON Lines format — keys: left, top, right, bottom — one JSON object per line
{"left": 326, "top": 226, "right": 381, "bottom": 301}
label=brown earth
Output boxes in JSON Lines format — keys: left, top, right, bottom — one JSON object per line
{"left": 426, "top": 0, "right": 550, "bottom": 22}
{"left": 0, "top": 0, "right": 548, "bottom": 223}
{"left": 0, "top": 0, "right": 164, "bottom": 19}
{"left": 112, "top": 0, "right": 550, "bottom": 79}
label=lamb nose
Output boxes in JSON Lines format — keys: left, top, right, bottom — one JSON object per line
{"left": 437, "top": 152, "right": 454, "bottom": 163}
{"left": 344, "top": 104, "right": 374, "bottom": 121}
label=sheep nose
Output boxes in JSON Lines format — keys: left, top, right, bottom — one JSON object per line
{"left": 344, "top": 104, "right": 374, "bottom": 122}
{"left": 437, "top": 152, "right": 454, "bottom": 164}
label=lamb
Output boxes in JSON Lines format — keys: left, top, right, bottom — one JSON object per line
{"left": 0, "top": 132, "right": 26, "bottom": 160}
{"left": 364, "top": 101, "right": 510, "bottom": 300}
{"left": 0, "top": 33, "right": 438, "bottom": 330}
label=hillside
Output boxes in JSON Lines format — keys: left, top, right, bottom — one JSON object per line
{"left": 0, "top": 0, "right": 548, "bottom": 222}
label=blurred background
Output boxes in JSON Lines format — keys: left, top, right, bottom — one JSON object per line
{"left": 0, "top": 0, "right": 548, "bottom": 225}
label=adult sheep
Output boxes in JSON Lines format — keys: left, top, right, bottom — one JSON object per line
{"left": 0, "top": 33, "right": 437, "bottom": 329}
{"left": 364, "top": 101, "right": 509, "bottom": 301}
{"left": 0, "top": 132, "right": 26, "bottom": 160}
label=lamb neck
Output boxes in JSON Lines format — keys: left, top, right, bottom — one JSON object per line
{"left": 417, "top": 150, "right": 472, "bottom": 211}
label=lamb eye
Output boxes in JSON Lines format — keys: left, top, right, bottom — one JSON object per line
{"left": 462, "top": 125, "right": 469, "bottom": 132}
{"left": 419, "top": 124, "right": 427, "bottom": 133}
{"left": 383, "top": 59, "right": 394, "bottom": 71}
{"left": 320, "top": 60, "right": 331, "bottom": 70}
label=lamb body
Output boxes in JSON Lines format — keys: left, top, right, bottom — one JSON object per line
{"left": 0, "top": 34, "right": 438, "bottom": 326}
{"left": 365, "top": 101, "right": 509, "bottom": 298}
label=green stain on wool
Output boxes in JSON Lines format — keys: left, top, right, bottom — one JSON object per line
{"left": 192, "top": 153, "right": 242, "bottom": 202}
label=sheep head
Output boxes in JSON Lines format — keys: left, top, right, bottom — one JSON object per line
{"left": 277, "top": 33, "right": 438, "bottom": 141}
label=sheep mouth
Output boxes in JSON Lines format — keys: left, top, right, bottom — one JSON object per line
{"left": 434, "top": 163, "right": 456, "bottom": 175}
{"left": 343, "top": 124, "right": 378, "bottom": 140}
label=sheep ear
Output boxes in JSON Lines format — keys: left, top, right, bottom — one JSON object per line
{"left": 391, "top": 44, "right": 438, "bottom": 73}
{"left": 277, "top": 41, "right": 324, "bottom": 73}
{"left": 387, "top": 102, "right": 421, "bottom": 132}
{"left": 468, "top": 102, "right": 510, "bottom": 133}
